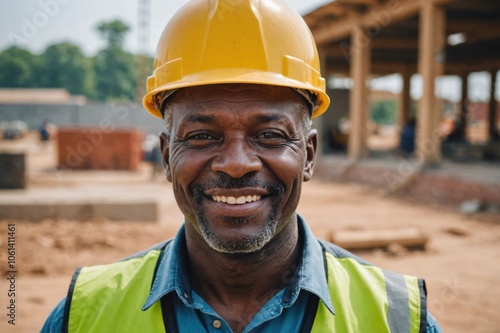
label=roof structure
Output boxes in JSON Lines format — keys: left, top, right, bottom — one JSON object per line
{"left": 303, "top": 0, "right": 500, "bottom": 164}
{"left": 304, "top": 0, "right": 500, "bottom": 76}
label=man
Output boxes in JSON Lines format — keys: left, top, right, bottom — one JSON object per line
{"left": 42, "top": 0, "right": 442, "bottom": 332}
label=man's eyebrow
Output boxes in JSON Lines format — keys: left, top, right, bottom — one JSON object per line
{"left": 253, "top": 114, "right": 286, "bottom": 123}
{"left": 182, "top": 113, "right": 216, "bottom": 124}
{"left": 180, "top": 112, "right": 289, "bottom": 126}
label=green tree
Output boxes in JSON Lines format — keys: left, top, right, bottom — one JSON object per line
{"left": 93, "top": 49, "right": 136, "bottom": 101}
{"left": 371, "top": 100, "right": 397, "bottom": 125}
{"left": 93, "top": 19, "right": 136, "bottom": 101}
{"left": 97, "top": 20, "right": 130, "bottom": 49}
{"left": 0, "top": 46, "right": 38, "bottom": 88}
{"left": 38, "top": 42, "right": 94, "bottom": 96}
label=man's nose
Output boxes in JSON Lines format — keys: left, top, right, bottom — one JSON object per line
{"left": 211, "top": 138, "right": 262, "bottom": 178}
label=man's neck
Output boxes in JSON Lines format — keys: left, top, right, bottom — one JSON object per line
{"left": 184, "top": 215, "right": 301, "bottom": 331}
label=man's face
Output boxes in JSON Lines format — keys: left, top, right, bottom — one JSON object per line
{"left": 161, "top": 84, "right": 317, "bottom": 254}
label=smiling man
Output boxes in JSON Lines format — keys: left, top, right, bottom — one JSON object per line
{"left": 165, "top": 85, "right": 311, "bottom": 257}
{"left": 42, "top": 1, "right": 442, "bottom": 332}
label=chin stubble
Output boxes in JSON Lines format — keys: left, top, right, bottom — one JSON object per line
{"left": 191, "top": 176, "right": 284, "bottom": 254}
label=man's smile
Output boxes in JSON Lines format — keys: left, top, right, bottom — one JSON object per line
{"left": 202, "top": 187, "right": 271, "bottom": 215}
{"left": 211, "top": 195, "right": 262, "bottom": 205}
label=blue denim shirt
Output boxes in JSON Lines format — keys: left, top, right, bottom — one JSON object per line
{"left": 41, "top": 217, "right": 443, "bottom": 332}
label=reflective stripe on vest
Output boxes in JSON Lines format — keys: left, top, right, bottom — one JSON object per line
{"left": 65, "top": 242, "right": 426, "bottom": 332}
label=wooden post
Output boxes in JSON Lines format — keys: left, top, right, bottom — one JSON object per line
{"left": 314, "top": 50, "right": 329, "bottom": 159}
{"left": 456, "top": 73, "right": 469, "bottom": 141}
{"left": 488, "top": 70, "right": 499, "bottom": 141}
{"left": 416, "top": 0, "right": 446, "bottom": 165}
{"left": 348, "top": 26, "right": 371, "bottom": 160}
{"left": 399, "top": 68, "right": 412, "bottom": 129}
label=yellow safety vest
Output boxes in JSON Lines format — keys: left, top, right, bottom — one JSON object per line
{"left": 64, "top": 240, "right": 427, "bottom": 333}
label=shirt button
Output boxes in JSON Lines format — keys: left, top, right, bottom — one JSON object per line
{"left": 213, "top": 320, "right": 222, "bottom": 329}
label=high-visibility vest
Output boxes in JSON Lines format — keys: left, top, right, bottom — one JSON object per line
{"left": 64, "top": 240, "right": 427, "bottom": 333}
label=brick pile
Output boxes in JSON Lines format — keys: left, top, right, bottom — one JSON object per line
{"left": 57, "top": 128, "right": 143, "bottom": 171}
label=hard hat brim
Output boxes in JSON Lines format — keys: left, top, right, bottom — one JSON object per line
{"left": 143, "top": 70, "right": 330, "bottom": 119}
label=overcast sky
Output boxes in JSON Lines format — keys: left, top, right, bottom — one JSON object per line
{"left": 0, "top": 0, "right": 331, "bottom": 55}
{"left": 1, "top": 0, "right": 497, "bottom": 101}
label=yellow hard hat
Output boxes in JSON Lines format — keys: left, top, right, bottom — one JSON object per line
{"left": 142, "top": 0, "right": 330, "bottom": 119}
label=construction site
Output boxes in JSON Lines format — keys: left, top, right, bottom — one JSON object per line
{"left": 0, "top": 0, "right": 500, "bottom": 332}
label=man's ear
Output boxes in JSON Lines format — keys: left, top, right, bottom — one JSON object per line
{"left": 159, "top": 132, "right": 172, "bottom": 182}
{"left": 303, "top": 129, "right": 318, "bottom": 182}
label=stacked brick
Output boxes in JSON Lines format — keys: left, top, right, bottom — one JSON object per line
{"left": 57, "top": 128, "right": 143, "bottom": 171}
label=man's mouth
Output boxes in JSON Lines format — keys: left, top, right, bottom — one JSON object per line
{"left": 211, "top": 195, "right": 262, "bottom": 205}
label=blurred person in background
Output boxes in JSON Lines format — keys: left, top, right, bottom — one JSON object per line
{"left": 142, "top": 134, "right": 164, "bottom": 180}
{"left": 38, "top": 120, "right": 51, "bottom": 148}
{"left": 400, "top": 117, "right": 417, "bottom": 155}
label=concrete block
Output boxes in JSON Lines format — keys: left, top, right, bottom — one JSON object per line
{"left": 0, "top": 152, "right": 26, "bottom": 189}
{"left": 0, "top": 201, "right": 157, "bottom": 222}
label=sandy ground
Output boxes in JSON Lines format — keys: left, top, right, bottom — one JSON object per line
{"left": 0, "top": 134, "right": 499, "bottom": 332}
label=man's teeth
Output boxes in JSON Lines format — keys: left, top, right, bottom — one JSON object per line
{"left": 212, "top": 195, "right": 261, "bottom": 205}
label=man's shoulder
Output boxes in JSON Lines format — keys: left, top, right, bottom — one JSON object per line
{"left": 118, "top": 239, "right": 173, "bottom": 262}
{"left": 75, "top": 238, "right": 174, "bottom": 287}
{"left": 316, "top": 238, "right": 373, "bottom": 266}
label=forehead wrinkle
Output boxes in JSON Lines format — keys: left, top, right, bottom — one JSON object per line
{"left": 172, "top": 98, "right": 303, "bottom": 131}
{"left": 186, "top": 99, "right": 287, "bottom": 109}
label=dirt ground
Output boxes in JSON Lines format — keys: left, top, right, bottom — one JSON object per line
{"left": 0, "top": 134, "right": 499, "bottom": 332}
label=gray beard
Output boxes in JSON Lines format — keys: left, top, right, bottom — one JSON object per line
{"left": 191, "top": 175, "right": 284, "bottom": 254}
{"left": 197, "top": 210, "right": 279, "bottom": 254}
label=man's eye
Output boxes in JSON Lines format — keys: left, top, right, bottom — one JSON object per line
{"left": 184, "top": 133, "right": 220, "bottom": 147}
{"left": 255, "top": 131, "right": 286, "bottom": 144}
{"left": 257, "top": 131, "right": 283, "bottom": 139}
{"left": 191, "top": 133, "right": 215, "bottom": 140}
{"left": 260, "top": 133, "right": 278, "bottom": 139}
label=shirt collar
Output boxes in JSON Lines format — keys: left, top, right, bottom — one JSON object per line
{"left": 142, "top": 224, "right": 191, "bottom": 310}
{"left": 143, "top": 215, "right": 335, "bottom": 315}
{"left": 288, "top": 214, "right": 335, "bottom": 314}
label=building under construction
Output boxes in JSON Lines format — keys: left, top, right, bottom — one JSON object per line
{"left": 304, "top": 0, "right": 500, "bottom": 164}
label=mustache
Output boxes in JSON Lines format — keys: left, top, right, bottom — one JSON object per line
{"left": 191, "top": 174, "right": 284, "bottom": 198}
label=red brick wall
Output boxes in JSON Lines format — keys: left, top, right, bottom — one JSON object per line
{"left": 57, "top": 128, "right": 143, "bottom": 171}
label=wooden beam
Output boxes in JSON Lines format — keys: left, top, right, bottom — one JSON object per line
{"left": 447, "top": 20, "right": 500, "bottom": 34}
{"left": 325, "top": 60, "right": 417, "bottom": 76}
{"left": 488, "top": 70, "right": 500, "bottom": 140}
{"left": 346, "top": 0, "right": 380, "bottom": 5}
{"left": 372, "top": 37, "right": 419, "bottom": 49}
{"left": 348, "top": 26, "right": 371, "bottom": 160}
{"left": 456, "top": 73, "right": 469, "bottom": 141}
{"left": 329, "top": 227, "right": 428, "bottom": 251}
{"left": 323, "top": 5, "right": 349, "bottom": 16}
{"left": 416, "top": 0, "right": 445, "bottom": 166}
{"left": 431, "top": 0, "right": 457, "bottom": 5}
{"left": 463, "top": 30, "right": 500, "bottom": 45}
{"left": 326, "top": 57, "right": 500, "bottom": 77}
{"left": 321, "top": 44, "right": 354, "bottom": 59}
{"left": 312, "top": 0, "right": 422, "bottom": 45}
{"left": 399, "top": 67, "right": 412, "bottom": 128}
{"left": 319, "top": 37, "right": 419, "bottom": 63}
{"left": 322, "top": 38, "right": 419, "bottom": 56}
{"left": 433, "top": 5, "right": 446, "bottom": 159}
{"left": 440, "top": 1, "right": 500, "bottom": 12}
{"left": 444, "top": 59, "right": 500, "bottom": 74}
